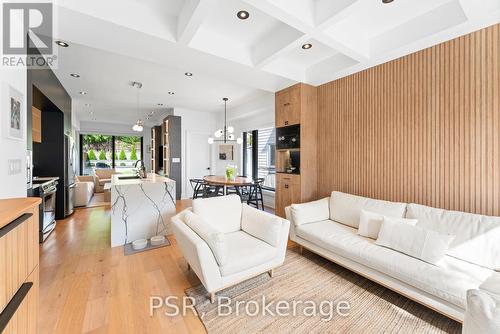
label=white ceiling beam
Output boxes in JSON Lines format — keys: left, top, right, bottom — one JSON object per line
{"left": 177, "top": 0, "right": 216, "bottom": 45}
{"left": 241, "top": 0, "right": 313, "bottom": 34}
{"left": 314, "top": 32, "right": 369, "bottom": 62}
{"left": 254, "top": 34, "right": 309, "bottom": 69}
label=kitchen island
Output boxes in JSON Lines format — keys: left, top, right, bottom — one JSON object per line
{"left": 110, "top": 173, "right": 176, "bottom": 247}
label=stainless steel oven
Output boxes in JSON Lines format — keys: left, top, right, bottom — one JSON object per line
{"left": 36, "top": 179, "right": 58, "bottom": 242}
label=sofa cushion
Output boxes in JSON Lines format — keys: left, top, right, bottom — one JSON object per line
{"left": 479, "top": 272, "right": 500, "bottom": 296}
{"left": 219, "top": 231, "right": 277, "bottom": 276}
{"left": 406, "top": 203, "right": 500, "bottom": 270}
{"left": 184, "top": 211, "right": 227, "bottom": 266}
{"left": 330, "top": 191, "right": 407, "bottom": 228}
{"left": 291, "top": 197, "right": 330, "bottom": 226}
{"left": 241, "top": 204, "right": 281, "bottom": 247}
{"left": 192, "top": 195, "right": 242, "bottom": 233}
{"left": 463, "top": 289, "right": 500, "bottom": 334}
{"left": 375, "top": 217, "right": 454, "bottom": 265}
{"left": 295, "top": 220, "right": 493, "bottom": 308}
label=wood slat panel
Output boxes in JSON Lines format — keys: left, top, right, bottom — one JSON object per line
{"left": 317, "top": 23, "right": 500, "bottom": 216}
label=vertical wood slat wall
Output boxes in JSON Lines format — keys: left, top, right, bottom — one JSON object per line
{"left": 317, "top": 24, "right": 500, "bottom": 216}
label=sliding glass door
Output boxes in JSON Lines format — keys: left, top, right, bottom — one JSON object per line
{"left": 80, "top": 134, "right": 143, "bottom": 175}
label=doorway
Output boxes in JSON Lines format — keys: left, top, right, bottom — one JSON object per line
{"left": 185, "top": 131, "right": 212, "bottom": 198}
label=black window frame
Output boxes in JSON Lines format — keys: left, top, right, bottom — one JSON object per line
{"left": 242, "top": 129, "right": 275, "bottom": 192}
{"left": 79, "top": 134, "right": 144, "bottom": 175}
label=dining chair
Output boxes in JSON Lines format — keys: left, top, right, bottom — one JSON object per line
{"left": 247, "top": 178, "right": 265, "bottom": 210}
{"left": 189, "top": 179, "right": 207, "bottom": 199}
{"left": 203, "top": 176, "right": 224, "bottom": 197}
{"left": 226, "top": 175, "right": 248, "bottom": 196}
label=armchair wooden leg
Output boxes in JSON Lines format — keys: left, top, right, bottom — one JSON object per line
{"left": 187, "top": 263, "right": 190, "bottom": 271}
{"left": 210, "top": 292, "right": 215, "bottom": 303}
{"left": 268, "top": 269, "right": 274, "bottom": 278}
{"left": 299, "top": 245, "right": 303, "bottom": 255}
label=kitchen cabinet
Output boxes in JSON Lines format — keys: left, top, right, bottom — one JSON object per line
{"left": 0, "top": 198, "right": 40, "bottom": 334}
{"left": 275, "top": 85, "right": 300, "bottom": 127}
{"left": 32, "top": 107, "right": 42, "bottom": 143}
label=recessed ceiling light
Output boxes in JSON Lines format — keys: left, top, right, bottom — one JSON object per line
{"left": 79, "top": 91, "right": 87, "bottom": 95}
{"left": 168, "top": 92, "right": 175, "bottom": 95}
{"left": 237, "top": 10, "right": 250, "bottom": 20}
{"left": 302, "top": 43, "right": 312, "bottom": 50}
{"left": 185, "top": 72, "right": 193, "bottom": 77}
{"left": 382, "top": 0, "right": 394, "bottom": 3}
{"left": 55, "top": 40, "right": 69, "bottom": 47}
{"left": 70, "top": 73, "right": 80, "bottom": 78}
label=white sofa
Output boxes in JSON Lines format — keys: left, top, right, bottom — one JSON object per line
{"left": 172, "top": 195, "right": 290, "bottom": 302}
{"left": 75, "top": 175, "right": 95, "bottom": 207}
{"left": 287, "top": 191, "right": 500, "bottom": 322}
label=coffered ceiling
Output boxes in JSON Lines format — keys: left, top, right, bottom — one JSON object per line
{"left": 50, "top": 0, "right": 500, "bottom": 124}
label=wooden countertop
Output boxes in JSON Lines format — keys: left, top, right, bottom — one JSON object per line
{"left": 0, "top": 197, "right": 41, "bottom": 229}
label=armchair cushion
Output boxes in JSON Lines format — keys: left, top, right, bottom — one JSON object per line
{"left": 241, "top": 204, "right": 281, "bottom": 247}
{"left": 291, "top": 197, "right": 330, "bottom": 226}
{"left": 184, "top": 211, "right": 228, "bottom": 266}
{"left": 219, "top": 231, "right": 277, "bottom": 276}
{"left": 192, "top": 194, "right": 242, "bottom": 233}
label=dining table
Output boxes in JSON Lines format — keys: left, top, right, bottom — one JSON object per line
{"left": 203, "top": 175, "right": 254, "bottom": 195}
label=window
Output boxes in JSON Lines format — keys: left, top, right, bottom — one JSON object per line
{"left": 242, "top": 127, "right": 276, "bottom": 191}
{"left": 114, "top": 136, "right": 142, "bottom": 172}
{"left": 80, "top": 134, "right": 143, "bottom": 175}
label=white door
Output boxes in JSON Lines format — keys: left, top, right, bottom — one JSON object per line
{"left": 185, "top": 131, "right": 212, "bottom": 198}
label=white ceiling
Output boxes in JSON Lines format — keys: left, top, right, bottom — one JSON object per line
{"left": 49, "top": 0, "right": 500, "bottom": 125}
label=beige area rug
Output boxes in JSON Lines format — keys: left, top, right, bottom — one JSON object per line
{"left": 185, "top": 248, "right": 462, "bottom": 334}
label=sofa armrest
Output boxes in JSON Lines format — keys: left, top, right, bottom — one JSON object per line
{"left": 285, "top": 206, "right": 298, "bottom": 241}
{"left": 171, "top": 210, "right": 222, "bottom": 292}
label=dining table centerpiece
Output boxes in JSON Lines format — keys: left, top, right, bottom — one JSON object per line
{"left": 225, "top": 164, "right": 237, "bottom": 181}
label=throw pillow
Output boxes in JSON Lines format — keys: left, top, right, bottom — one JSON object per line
{"left": 375, "top": 217, "right": 454, "bottom": 265}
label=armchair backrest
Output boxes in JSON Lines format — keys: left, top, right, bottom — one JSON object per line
{"left": 192, "top": 195, "right": 242, "bottom": 233}
{"left": 94, "top": 168, "right": 116, "bottom": 179}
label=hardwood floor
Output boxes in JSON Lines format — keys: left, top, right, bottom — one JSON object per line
{"left": 39, "top": 200, "right": 206, "bottom": 334}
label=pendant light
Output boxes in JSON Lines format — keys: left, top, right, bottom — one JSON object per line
{"left": 208, "top": 98, "right": 242, "bottom": 144}
{"left": 132, "top": 81, "right": 144, "bottom": 132}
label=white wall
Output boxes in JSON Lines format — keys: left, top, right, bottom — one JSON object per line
{"left": 78, "top": 120, "right": 151, "bottom": 172}
{"left": 173, "top": 108, "right": 217, "bottom": 199}
{"left": 0, "top": 67, "right": 28, "bottom": 199}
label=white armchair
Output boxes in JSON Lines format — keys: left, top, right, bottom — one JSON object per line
{"left": 172, "top": 195, "right": 290, "bottom": 303}
{"left": 463, "top": 273, "right": 500, "bottom": 334}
